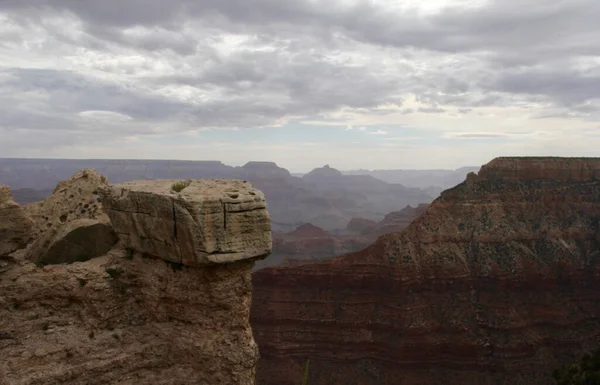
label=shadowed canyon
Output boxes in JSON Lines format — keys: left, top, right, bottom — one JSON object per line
{"left": 252, "top": 157, "right": 600, "bottom": 384}
{"left": 1, "top": 157, "right": 599, "bottom": 384}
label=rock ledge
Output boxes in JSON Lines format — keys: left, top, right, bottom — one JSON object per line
{"left": 100, "top": 179, "right": 272, "bottom": 266}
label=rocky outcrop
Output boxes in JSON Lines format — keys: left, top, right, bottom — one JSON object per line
{"left": 0, "top": 185, "right": 32, "bottom": 256}
{"left": 23, "top": 169, "right": 117, "bottom": 265}
{"left": 99, "top": 179, "right": 271, "bottom": 266}
{"left": 251, "top": 157, "right": 600, "bottom": 385}
{"left": 0, "top": 173, "right": 272, "bottom": 384}
{"left": 368, "top": 203, "right": 429, "bottom": 237}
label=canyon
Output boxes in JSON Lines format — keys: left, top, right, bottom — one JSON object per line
{"left": 1, "top": 158, "right": 457, "bottom": 233}
{"left": 3, "top": 156, "right": 600, "bottom": 384}
{"left": 256, "top": 204, "right": 428, "bottom": 269}
{"left": 251, "top": 157, "right": 600, "bottom": 385}
{"left": 0, "top": 170, "right": 271, "bottom": 384}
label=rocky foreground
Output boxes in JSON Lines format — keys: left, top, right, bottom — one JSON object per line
{"left": 251, "top": 157, "right": 600, "bottom": 385}
{"left": 0, "top": 170, "right": 271, "bottom": 384}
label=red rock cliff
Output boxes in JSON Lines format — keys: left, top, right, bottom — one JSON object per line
{"left": 251, "top": 157, "right": 600, "bottom": 385}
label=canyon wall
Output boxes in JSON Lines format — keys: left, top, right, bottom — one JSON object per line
{"left": 0, "top": 171, "right": 271, "bottom": 385}
{"left": 251, "top": 157, "right": 600, "bottom": 385}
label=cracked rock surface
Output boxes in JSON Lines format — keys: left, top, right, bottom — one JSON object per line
{"left": 99, "top": 179, "right": 272, "bottom": 266}
{"left": 1, "top": 173, "right": 273, "bottom": 385}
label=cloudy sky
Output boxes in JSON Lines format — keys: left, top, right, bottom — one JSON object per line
{"left": 1, "top": 0, "right": 599, "bottom": 171}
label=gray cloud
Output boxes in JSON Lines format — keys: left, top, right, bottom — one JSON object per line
{"left": 0, "top": 0, "right": 599, "bottom": 153}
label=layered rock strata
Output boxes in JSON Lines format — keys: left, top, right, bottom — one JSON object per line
{"left": 256, "top": 207, "right": 428, "bottom": 270}
{"left": 0, "top": 174, "right": 271, "bottom": 385}
{"left": 99, "top": 179, "right": 271, "bottom": 266}
{"left": 251, "top": 157, "right": 600, "bottom": 385}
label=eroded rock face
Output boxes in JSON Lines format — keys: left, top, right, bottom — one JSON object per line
{"left": 99, "top": 179, "right": 272, "bottom": 266}
{"left": 1, "top": 174, "right": 272, "bottom": 385}
{"left": 24, "top": 169, "right": 117, "bottom": 265}
{"left": 30, "top": 218, "right": 118, "bottom": 266}
{"left": 24, "top": 168, "right": 109, "bottom": 239}
{"left": 0, "top": 248, "right": 260, "bottom": 385}
{"left": 251, "top": 157, "right": 600, "bottom": 385}
{"left": 0, "top": 185, "right": 32, "bottom": 256}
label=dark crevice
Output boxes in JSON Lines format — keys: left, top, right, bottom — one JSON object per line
{"left": 172, "top": 201, "right": 178, "bottom": 239}
{"left": 223, "top": 201, "right": 227, "bottom": 230}
{"left": 172, "top": 199, "right": 183, "bottom": 264}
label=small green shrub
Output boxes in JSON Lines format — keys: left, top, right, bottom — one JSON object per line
{"left": 171, "top": 180, "right": 190, "bottom": 193}
{"left": 553, "top": 348, "right": 600, "bottom": 384}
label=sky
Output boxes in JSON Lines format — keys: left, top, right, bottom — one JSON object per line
{"left": 1, "top": 0, "right": 599, "bottom": 172}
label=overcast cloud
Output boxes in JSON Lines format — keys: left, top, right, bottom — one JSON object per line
{"left": 1, "top": 0, "right": 599, "bottom": 171}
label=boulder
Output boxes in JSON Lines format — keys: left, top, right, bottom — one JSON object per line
{"left": 24, "top": 169, "right": 118, "bottom": 264}
{"left": 99, "top": 179, "right": 272, "bottom": 266}
{"left": 23, "top": 168, "right": 109, "bottom": 239}
{"left": 0, "top": 185, "right": 33, "bottom": 255}
{"left": 29, "top": 218, "right": 118, "bottom": 265}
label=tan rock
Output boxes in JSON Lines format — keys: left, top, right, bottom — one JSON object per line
{"left": 0, "top": 184, "right": 33, "bottom": 255}
{"left": 23, "top": 168, "right": 109, "bottom": 240}
{"left": 22, "top": 169, "right": 118, "bottom": 265}
{"left": 28, "top": 218, "right": 118, "bottom": 266}
{"left": 0, "top": 246, "right": 260, "bottom": 385}
{"left": 99, "top": 179, "right": 272, "bottom": 266}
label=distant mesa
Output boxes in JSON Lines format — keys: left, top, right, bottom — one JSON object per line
{"left": 304, "top": 164, "right": 344, "bottom": 179}
{"left": 241, "top": 161, "right": 292, "bottom": 178}
{"left": 346, "top": 217, "right": 378, "bottom": 233}
{"left": 286, "top": 223, "right": 331, "bottom": 238}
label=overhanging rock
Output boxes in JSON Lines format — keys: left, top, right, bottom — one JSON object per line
{"left": 99, "top": 179, "right": 272, "bottom": 266}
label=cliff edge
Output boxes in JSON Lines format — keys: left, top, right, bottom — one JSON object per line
{"left": 0, "top": 171, "right": 271, "bottom": 385}
{"left": 251, "top": 157, "right": 600, "bottom": 385}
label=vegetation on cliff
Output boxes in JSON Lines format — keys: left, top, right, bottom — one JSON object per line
{"left": 554, "top": 349, "right": 600, "bottom": 385}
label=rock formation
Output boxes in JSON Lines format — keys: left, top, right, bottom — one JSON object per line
{"left": 255, "top": 224, "right": 364, "bottom": 270}
{"left": 251, "top": 157, "right": 600, "bottom": 385}
{"left": 0, "top": 185, "right": 32, "bottom": 256}
{"left": 0, "top": 172, "right": 272, "bottom": 384}
{"left": 366, "top": 203, "right": 429, "bottom": 237}
{"left": 256, "top": 208, "right": 429, "bottom": 270}
{"left": 345, "top": 217, "right": 378, "bottom": 234}
{"left": 23, "top": 169, "right": 117, "bottom": 265}
{"left": 99, "top": 179, "right": 271, "bottom": 266}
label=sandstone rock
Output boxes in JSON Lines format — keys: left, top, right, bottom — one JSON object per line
{"left": 1, "top": 173, "right": 273, "bottom": 384}
{"left": 29, "top": 218, "right": 118, "bottom": 265}
{"left": 0, "top": 247, "right": 260, "bottom": 385}
{"left": 24, "top": 168, "right": 110, "bottom": 240}
{"left": 23, "top": 169, "right": 117, "bottom": 265}
{"left": 99, "top": 179, "right": 271, "bottom": 266}
{"left": 0, "top": 184, "right": 32, "bottom": 255}
{"left": 252, "top": 156, "right": 600, "bottom": 385}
